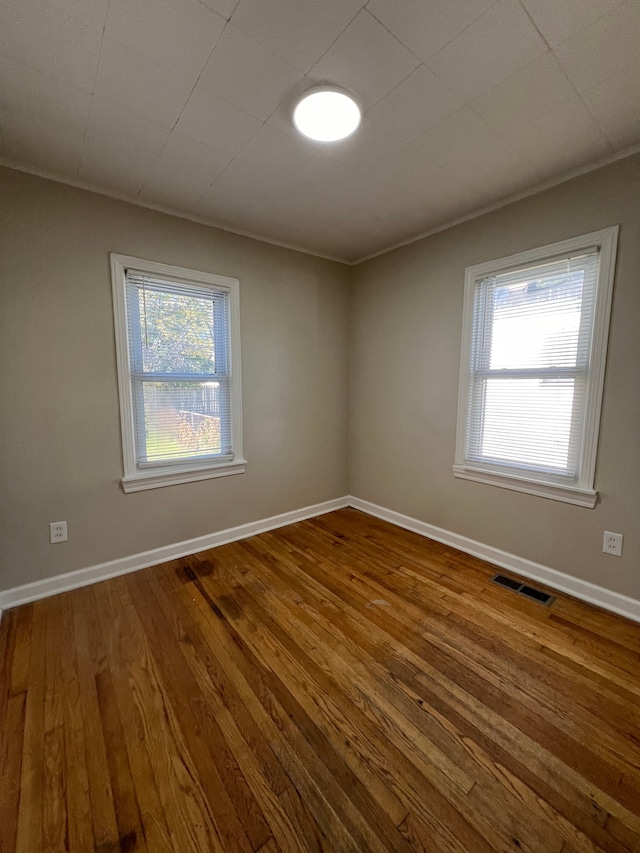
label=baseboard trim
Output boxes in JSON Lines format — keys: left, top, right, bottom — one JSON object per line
{"left": 2, "top": 494, "right": 638, "bottom": 625}
{"left": 349, "top": 496, "right": 640, "bottom": 624}
{"left": 0, "top": 496, "right": 350, "bottom": 616}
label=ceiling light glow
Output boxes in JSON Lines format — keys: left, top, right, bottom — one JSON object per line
{"left": 293, "top": 87, "right": 361, "bottom": 143}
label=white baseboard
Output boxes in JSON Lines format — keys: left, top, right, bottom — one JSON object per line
{"left": 0, "top": 496, "right": 350, "bottom": 616}
{"left": 349, "top": 496, "right": 640, "bottom": 624}
{"left": 2, "top": 494, "right": 638, "bottom": 626}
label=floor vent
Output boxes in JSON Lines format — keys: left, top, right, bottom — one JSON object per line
{"left": 490, "top": 573, "right": 555, "bottom": 607}
{"left": 519, "top": 585, "right": 554, "bottom": 605}
{"left": 492, "top": 574, "right": 522, "bottom": 592}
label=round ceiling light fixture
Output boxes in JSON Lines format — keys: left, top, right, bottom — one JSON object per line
{"left": 293, "top": 86, "right": 361, "bottom": 143}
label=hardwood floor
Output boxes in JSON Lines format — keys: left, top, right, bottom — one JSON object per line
{"left": 1, "top": 508, "right": 639, "bottom": 852}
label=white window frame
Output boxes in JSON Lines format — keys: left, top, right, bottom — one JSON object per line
{"left": 111, "top": 253, "right": 245, "bottom": 493}
{"left": 453, "top": 226, "right": 618, "bottom": 508}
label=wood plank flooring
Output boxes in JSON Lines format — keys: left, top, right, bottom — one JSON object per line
{"left": 1, "top": 508, "right": 639, "bottom": 852}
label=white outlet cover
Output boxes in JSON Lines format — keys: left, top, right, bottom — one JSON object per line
{"left": 603, "top": 530, "right": 623, "bottom": 556}
{"left": 50, "top": 521, "right": 68, "bottom": 543}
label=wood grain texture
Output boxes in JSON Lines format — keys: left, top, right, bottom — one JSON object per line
{"left": 1, "top": 508, "right": 639, "bottom": 852}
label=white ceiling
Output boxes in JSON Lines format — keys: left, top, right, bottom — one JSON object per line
{"left": 1, "top": 0, "right": 639, "bottom": 263}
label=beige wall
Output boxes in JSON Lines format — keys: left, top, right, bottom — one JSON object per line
{"left": 0, "top": 167, "right": 350, "bottom": 590}
{"left": 2, "top": 153, "right": 639, "bottom": 601}
{"left": 350, "top": 153, "right": 640, "bottom": 601}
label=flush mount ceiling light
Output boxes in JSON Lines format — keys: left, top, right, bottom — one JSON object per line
{"left": 293, "top": 86, "right": 361, "bottom": 143}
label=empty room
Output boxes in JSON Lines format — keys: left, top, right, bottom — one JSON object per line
{"left": 1, "top": 1, "right": 639, "bottom": 851}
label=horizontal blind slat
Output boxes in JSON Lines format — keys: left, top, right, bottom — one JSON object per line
{"left": 125, "top": 270, "right": 233, "bottom": 467}
{"left": 467, "top": 250, "right": 599, "bottom": 479}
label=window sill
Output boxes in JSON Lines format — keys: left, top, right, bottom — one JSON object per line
{"left": 452, "top": 464, "right": 597, "bottom": 508}
{"left": 122, "top": 460, "right": 247, "bottom": 493}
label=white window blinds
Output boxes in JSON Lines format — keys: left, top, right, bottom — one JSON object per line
{"left": 125, "top": 271, "right": 233, "bottom": 467}
{"left": 454, "top": 227, "right": 618, "bottom": 507}
{"left": 465, "top": 251, "right": 599, "bottom": 481}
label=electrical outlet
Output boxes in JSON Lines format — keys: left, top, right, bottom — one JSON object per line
{"left": 603, "top": 531, "right": 623, "bottom": 557}
{"left": 50, "top": 521, "right": 67, "bottom": 544}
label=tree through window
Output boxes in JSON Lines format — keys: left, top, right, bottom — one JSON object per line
{"left": 111, "top": 255, "right": 245, "bottom": 492}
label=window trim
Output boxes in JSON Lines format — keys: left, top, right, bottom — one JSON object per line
{"left": 111, "top": 253, "right": 245, "bottom": 493}
{"left": 453, "top": 226, "right": 619, "bottom": 508}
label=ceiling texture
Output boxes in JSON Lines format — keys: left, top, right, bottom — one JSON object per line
{"left": 1, "top": 0, "right": 639, "bottom": 263}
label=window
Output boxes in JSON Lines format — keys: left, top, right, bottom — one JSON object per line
{"left": 111, "top": 254, "right": 245, "bottom": 492}
{"left": 454, "top": 227, "right": 618, "bottom": 507}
